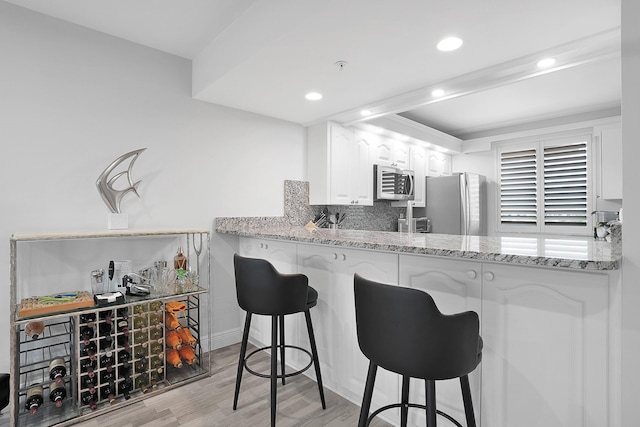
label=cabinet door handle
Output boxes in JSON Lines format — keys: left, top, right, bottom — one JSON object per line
{"left": 332, "top": 253, "right": 338, "bottom": 260}
{"left": 466, "top": 270, "right": 477, "bottom": 279}
{"left": 341, "top": 254, "right": 347, "bottom": 261}
{"left": 259, "top": 243, "right": 264, "bottom": 249}
{"left": 264, "top": 244, "right": 268, "bottom": 249}
{"left": 484, "top": 271, "right": 495, "bottom": 281}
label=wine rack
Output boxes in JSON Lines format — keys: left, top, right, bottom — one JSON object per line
{"left": 9, "top": 229, "right": 210, "bottom": 427}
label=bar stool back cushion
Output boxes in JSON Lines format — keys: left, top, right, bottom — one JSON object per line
{"left": 234, "top": 254, "right": 310, "bottom": 316}
{"left": 354, "top": 274, "right": 482, "bottom": 381}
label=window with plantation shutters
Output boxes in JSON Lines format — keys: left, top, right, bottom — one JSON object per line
{"left": 498, "top": 134, "right": 592, "bottom": 234}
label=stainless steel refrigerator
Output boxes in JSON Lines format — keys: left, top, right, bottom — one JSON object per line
{"left": 425, "top": 173, "right": 486, "bottom": 235}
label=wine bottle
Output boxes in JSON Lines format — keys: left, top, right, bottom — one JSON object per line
{"left": 24, "top": 384, "right": 43, "bottom": 415}
{"left": 49, "top": 357, "right": 67, "bottom": 384}
{"left": 116, "top": 307, "right": 129, "bottom": 320}
{"left": 134, "top": 374, "right": 149, "bottom": 394}
{"left": 116, "top": 319, "right": 130, "bottom": 336}
{"left": 150, "top": 370, "right": 162, "bottom": 390}
{"left": 80, "top": 312, "right": 97, "bottom": 327}
{"left": 25, "top": 321, "right": 45, "bottom": 340}
{"left": 165, "top": 330, "right": 183, "bottom": 350}
{"left": 49, "top": 381, "right": 66, "bottom": 408}
{"left": 149, "top": 326, "right": 163, "bottom": 341}
{"left": 117, "top": 334, "right": 131, "bottom": 351}
{"left": 80, "top": 357, "right": 97, "bottom": 378}
{"left": 133, "top": 304, "right": 147, "bottom": 315}
{"left": 133, "top": 315, "right": 148, "bottom": 331}
{"left": 81, "top": 341, "right": 98, "bottom": 361}
{"left": 164, "top": 312, "right": 182, "bottom": 331}
{"left": 178, "top": 327, "right": 197, "bottom": 348}
{"left": 100, "top": 369, "right": 115, "bottom": 386}
{"left": 150, "top": 355, "right": 163, "bottom": 371}
{"left": 100, "top": 351, "right": 115, "bottom": 372}
{"left": 99, "top": 309, "right": 113, "bottom": 324}
{"left": 178, "top": 346, "right": 198, "bottom": 365}
{"left": 133, "top": 329, "right": 148, "bottom": 345}
{"left": 149, "top": 300, "right": 163, "bottom": 312}
{"left": 174, "top": 246, "right": 188, "bottom": 271}
{"left": 117, "top": 349, "right": 131, "bottom": 367}
{"left": 101, "top": 382, "right": 116, "bottom": 404}
{"left": 118, "top": 378, "right": 133, "bottom": 400}
{"left": 135, "top": 357, "right": 148, "bottom": 374}
{"left": 81, "top": 375, "right": 96, "bottom": 394}
{"left": 80, "top": 325, "right": 94, "bottom": 345}
{"left": 166, "top": 348, "right": 183, "bottom": 368}
{"left": 149, "top": 341, "right": 164, "bottom": 357}
{"left": 119, "top": 363, "right": 132, "bottom": 379}
{"left": 134, "top": 344, "right": 149, "bottom": 360}
{"left": 81, "top": 390, "right": 98, "bottom": 410}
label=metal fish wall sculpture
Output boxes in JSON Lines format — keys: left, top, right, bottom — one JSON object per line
{"left": 96, "top": 148, "right": 147, "bottom": 214}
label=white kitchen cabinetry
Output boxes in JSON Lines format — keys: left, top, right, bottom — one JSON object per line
{"left": 481, "top": 263, "right": 609, "bottom": 427}
{"left": 372, "top": 137, "right": 410, "bottom": 169}
{"left": 427, "top": 150, "right": 452, "bottom": 176}
{"left": 238, "top": 238, "right": 298, "bottom": 347}
{"left": 595, "top": 123, "right": 622, "bottom": 200}
{"left": 308, "top": 122, "right": 373, "bottom": 206}
{"left": 399, "top": 254, "right": 482, "bottom": 427}
{"left": 296, "top": 244, "right": 400, "bottom": 426}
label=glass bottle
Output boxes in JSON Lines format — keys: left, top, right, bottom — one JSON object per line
{"left": 81, "top": 341, "right": 98, "bottom": 361}
{"left": 133, "top": 329, "right": 148, "bottom": 346}
{"left": 117, "top": 334, "right": 131, "bottom": 351}
{"left": 25, "top": 321, "right": 45, "bottom": 340}
{"left": 117, "top": 349, "right": 131, "bottom": 367}
{"left": 116, "top": 319, "right": 130, "bottom": 337}
{"left": 119, "top": 363, "right": 132, "bottom": 379}
{"left": 80, "top": 357, "right": 97, "bottom": 378}
{"left": 134, "top": 374, "right": 149, "bottom": 394}
{"left": 178, "top": 346, "right": 198, "bottom": 365}
{"left": 150, "top": 355, "right": 163, "bottom": 371}
{"left": 80, "top": 312, "right": 97, "bottom": 327}
{"left": 165, "top": 330, "right": 182, "bottom": 350}
{"left": 149, "top": 341, "right": 164, "bottom": 357}
{"left": 178, "top": 327, "right": 197, "bottom": 348}
{"left": 25, "top": 384, "right": 43, "bottom": 415}
{"left": 149, "top": 300, "right": 163, "bottom": 313}
{"left": 80, "top": 325, "right": 94, "bottom": 345}
{"left": 81, "top": 374, "right": 96, "bottom": 394}
{"left": 49, "top": 357, "right": 67, "bottom": 384}
{"left": 174, "top": 246, "right": 187, "bottom": 271}
{"left": 101, "top": 382, "right": 116, "bottom": 404}
{"left": 100, "top": 351, "right": 115, "bottom": 373}
{"left": 150, "top": 370, "right": 162, "bottom": 390}
{"left": 49, "top": 381, "right": 66, "bottom": 408}
{"left": 118, "top": 378, "right": 133, "bottom": 400}
{"left": 133, "top": 314, "right": 148, "bottom": 331}
{"left": 100, "top": 369, "right": 115, "bottom": 387}
{"left": 134, "top": 344, "right": 149, "bottom": 361}
{"left": 116, "top": 307, "right": 129, "bottom": 320}
{"left": 99, "top": 309, "right": 113, "bottom": 325}
{"left": 149, "top": 326, "right": 163, "bottom": 341}
{"left": 133, "top": 304, "right": 147, "bottom": 315}
{"left": 166, "top": 348, "right": 183, "bottom": 368}
{"left": 81, "top": 390, "right": 98, "bottom": 410}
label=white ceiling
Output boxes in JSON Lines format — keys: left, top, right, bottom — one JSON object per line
{"left": 4, "top": 0, "right": 621, "bottom": 139}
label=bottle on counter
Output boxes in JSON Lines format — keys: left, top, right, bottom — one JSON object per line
{"left": 49, "top": 381, "right": 66, "bottom": 408}
{"left": 25, "top": 384, "right": 43, "bottom": 415}
{"left": 25, "top": 321, "right": 45, "bottom": 340}
{"left": 178, "top": 346, "right": 198, "bottom": 365}
{"left": 166, "top": 348, "right": 183, "bottom": 369}
{"left": 49, "top": 357, "right": 67, "bottom": 384}
{"left": 81, "top": 390, "right": 98, "bottom": 410}
{"left": 165, "top": 330, "right": 182, "bottom": 350}
{"left": 174, "top": 246, "right": 187, "bottom": 271}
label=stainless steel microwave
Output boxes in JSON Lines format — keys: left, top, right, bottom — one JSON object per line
{"left": 374, "top": 165, "right": 415, "bottom": 201}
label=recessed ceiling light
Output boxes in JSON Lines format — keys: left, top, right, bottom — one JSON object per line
{"left": 431, "top": 89, "right": 445, "bottom": 97}
{"left": 437, "top": 36, "right": 463, "bottom": 52}
{"left": 305, "top": 92, "right": 323, "bottom": 101}
{"left": 537, "top": 57, "right": 556, "bottom": 68}
{"left": 360, "top": 109, "right": 372, "bottom": 116}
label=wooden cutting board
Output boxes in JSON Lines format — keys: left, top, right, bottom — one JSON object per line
{"left": 19, "top": 291, "right": 95, "bottom": 318}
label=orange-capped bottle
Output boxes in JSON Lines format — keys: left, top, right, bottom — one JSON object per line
{"left": 177, "top": 327, "right": 197, "bottom": 348}
{"left": 166, "top": 348, "right": 183, "bottom": 368}
{"left": 164, "top": 312, "right": 182, "bottom": 331}
{"left": 178, "top": 346, "right": 198, "bottom": 365}
{"left": 165, "top": 330, "right": 182, "bottom": 350}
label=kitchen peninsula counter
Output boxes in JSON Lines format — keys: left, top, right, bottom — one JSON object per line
{"left": 215, "top": 223, "right": 621, "bottom": 271}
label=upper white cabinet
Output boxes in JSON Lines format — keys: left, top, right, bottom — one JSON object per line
{"left": 427, "top": 149, "right": 452, "bottom": 176}
{"left": 372, "top": 138, "right": 410, "bottom": 168}
{"left": 594, "top": 123, "right": 622, "bottom": 200}
{"left": 308, "top": 122, "right": 373, "bottom": 206}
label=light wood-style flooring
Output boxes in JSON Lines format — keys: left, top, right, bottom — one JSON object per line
{"left": 73, "top": 343, "right": 392, "bottom": 427}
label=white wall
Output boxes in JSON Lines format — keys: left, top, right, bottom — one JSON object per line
{"left": 0, "top": 3, "right": 306, "bottom": 372}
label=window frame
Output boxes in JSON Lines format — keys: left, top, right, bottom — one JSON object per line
{"left": 496, "top": 132, "right": 595, "bottom": 236}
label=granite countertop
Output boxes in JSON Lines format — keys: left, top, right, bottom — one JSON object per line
{"left": 215, "top": 223, "right": 621, "bottom": 271}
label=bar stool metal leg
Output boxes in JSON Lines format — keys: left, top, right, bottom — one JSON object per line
{"left": 401, "top": 375, "right": 410, "bottom": 427}
{"left": 270, "top": 316, "right": 278, "bottom": 427}
{"left": 426, "top": 380, "right": 436, "bottom": 427}
{"left": 233, "top": 312, "right": 252, "bottom": 410}
{"left": 358, "top": 361, "right": 377, "bottom": 427}
{"left": 279, "top": 315, "right": 286, "bottom": 385}
{"left": 305, "top": 309, "right": 326, "bottom": 409}
{"left": 460, "top": 375, "right": 477, "bottom": 427}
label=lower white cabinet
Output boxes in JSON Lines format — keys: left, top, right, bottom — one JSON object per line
{"left": 296, "top": 244, "right": 400, "bottom": 425}
{"left": 481, "top": 263, "right": 610, "bottom": 427}
{"left": 399, "top": 254, "right": 482, "bottom": 427}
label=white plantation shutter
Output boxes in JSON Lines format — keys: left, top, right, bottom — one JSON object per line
{"left": 500, "top": 148, "right": 537, "bottom": 225}
{"left": 498, "top": 135, "right": 591, "bottom": 234}
{"left": 543, "top": 142, "right": 588, "bottom": 226}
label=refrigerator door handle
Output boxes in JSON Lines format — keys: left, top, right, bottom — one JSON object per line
{"left": 460, "top": 173, "right": 470, "bottom": 235}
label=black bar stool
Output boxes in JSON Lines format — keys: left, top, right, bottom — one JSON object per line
{"left": 353, "top": 274, "right": 483, "bottom": 427}
{"left": 233, "top": 254, "right": 326, "bottom": 427}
